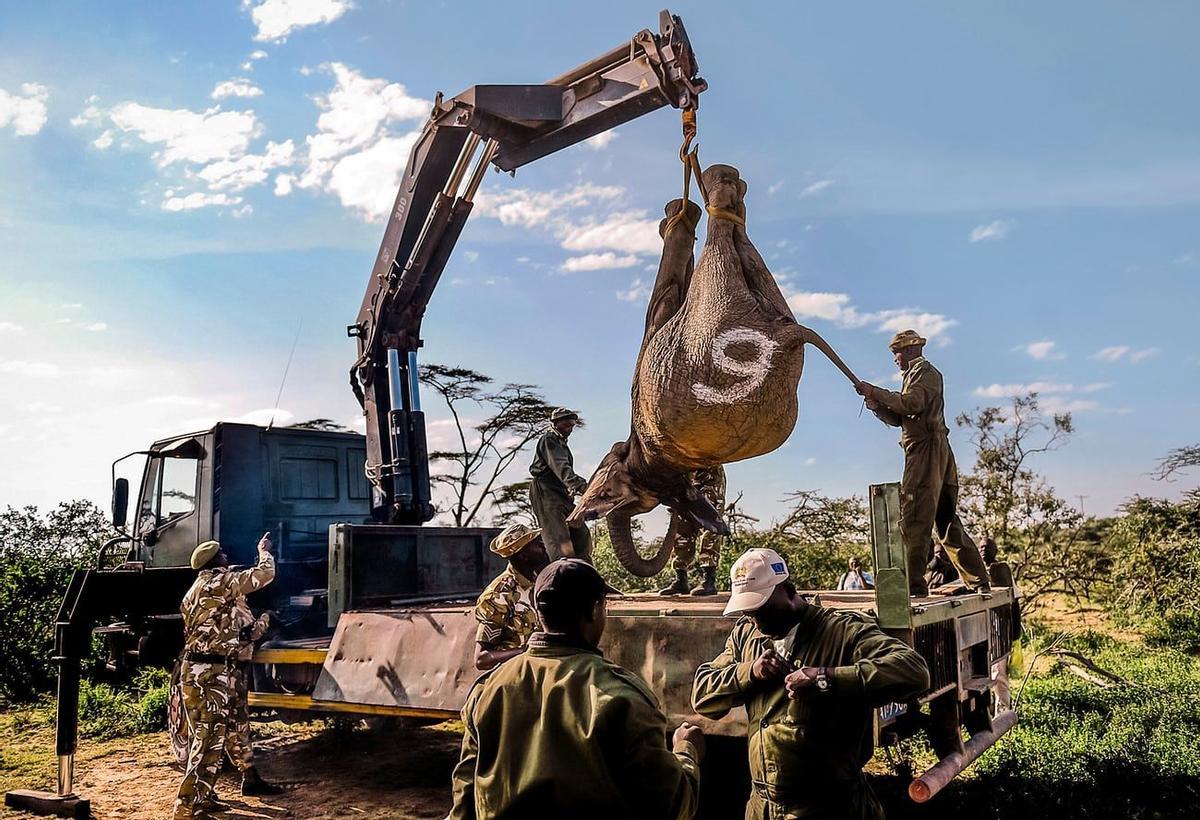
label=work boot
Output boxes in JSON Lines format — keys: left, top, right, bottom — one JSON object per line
{"left": 195, "top": 795, "right": 231, "bottom": 815}
{"left": 659, "top": 569, "right": 690, "bottom": 596}
{"left": 241, "top": 766, "right": 283, "bottom": 796}
{"left": 690, "top": 567, "right": 717, "bottom": 597}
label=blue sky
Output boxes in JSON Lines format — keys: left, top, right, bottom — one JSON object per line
{"left": 1, "top": 1, "right": 1196, "bottom": 527}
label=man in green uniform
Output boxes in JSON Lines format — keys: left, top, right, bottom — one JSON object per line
{"left": 173, "top": 534, "right": 281, "bottom": 820}
{"left": 660, "top": 466, "right": 727, "bottom": 597}
{"left": 473, "top": 522, "right": 550, "bottom": 670}
{"left": 529, "top": 407, "right": 592, "bottom": 561}
{"left": 449, "top": 558, "right": 705, "bottom": 819}
{"left": 692, "top": 548, "right": 930, "bottom": 820}
{"left": 855, "top": 329, "right": 992, "bottom": 596}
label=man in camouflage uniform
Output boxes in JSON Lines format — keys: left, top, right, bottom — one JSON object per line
{"left": 529, "top": 407, "right": 592, "bottom": 561}
{"left": 693, "top": 549, "right": 930, "bottom": 819}
{"left": 473, "top": 523, "right": 550, "bottom": 671}
{"left": 173, "top": 534, "right": 281, "bottom": 819}
{"left": 856, "top": 329, "right": 992, "bottom": 597}
{"left": 659, "top": 466, "right": 727, "bottom": 597}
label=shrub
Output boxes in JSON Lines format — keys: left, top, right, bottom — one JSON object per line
{"left": 78, "top": 667, "right": 170, "bottom": 739}
{"left": 0, "top": 501, "right": 111, "bottom": 701}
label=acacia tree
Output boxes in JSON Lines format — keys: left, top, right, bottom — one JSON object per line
{"left": 956, "top": 393, "right": 1103, "bottom": 604}
{"left": 419, "top": 364, "right": 554, "bottom": 527}
{"left": 1155, "top": 444, "right": 1200, "bottom": 482}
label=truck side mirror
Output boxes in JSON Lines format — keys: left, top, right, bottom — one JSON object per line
{"left": 112, "top": 478, "right": 129, "bottom": 529}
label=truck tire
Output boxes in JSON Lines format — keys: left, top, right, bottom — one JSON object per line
{"left": 168, "top": 659, "right": 190, "bottom": 768}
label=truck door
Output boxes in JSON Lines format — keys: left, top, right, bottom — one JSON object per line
{"left": 136, "top": 440, "right": 203, "bottom": 567}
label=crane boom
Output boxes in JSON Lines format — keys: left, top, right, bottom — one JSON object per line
{"left": 348, "top": 9, "right": 706, "bottom": 523}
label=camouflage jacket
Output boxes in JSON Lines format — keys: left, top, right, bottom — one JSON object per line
{"left": 181, "top": 551, "right": 275, "bottom": 661}
{"left": 473, "top": 566, "right": 538, "bottom": 651}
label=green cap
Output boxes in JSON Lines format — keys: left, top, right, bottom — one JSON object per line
{"left": 190, "top": 540, "right": 220, "bottom": 570}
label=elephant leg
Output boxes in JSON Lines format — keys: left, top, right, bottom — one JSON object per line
{"left": 642, "top": 199, "right": 702, "bottom": 345}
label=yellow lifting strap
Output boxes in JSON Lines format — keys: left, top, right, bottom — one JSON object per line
{"left": 664, "top": 108, "right": 744, "bottom": 235}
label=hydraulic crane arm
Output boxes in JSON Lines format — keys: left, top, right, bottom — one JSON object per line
{"left": 348, "top": 10, "right": 706, "bottom": 523}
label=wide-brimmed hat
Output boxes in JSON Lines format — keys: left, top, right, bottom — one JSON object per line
{"left": 550, "top": 407, "right": 579, "bottom": 422}
{"left": 490, "top": 523, "right": 542, "bottom": 559}
{"left": 888, "top": 329, "right": 927, "bottom": 352}
{"left": 190, "top": 540, "right": 221, "bottom": 570}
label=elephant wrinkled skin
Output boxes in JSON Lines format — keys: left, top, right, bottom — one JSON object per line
{"left": 570, "top": 165, "right": 857, "bottom": 576}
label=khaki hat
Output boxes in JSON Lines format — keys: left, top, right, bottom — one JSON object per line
{"left": 190, "top": 540, "right": 221, "bottom": 570}
{"left": 550, "top": 407, "right": 579, "bottom": 422}
{"left": 490, "top": 523, "right": 542, "bottom": 559}
{"left": 888, "top": 329, "right": 927, "bottom": 352}
{"left": 723, "top": 548, "right": 790, "bottom": 616}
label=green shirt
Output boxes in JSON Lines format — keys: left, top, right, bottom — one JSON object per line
{"left": 692, "top": 605, "right": 929, "bottom": 818}
{"left": 449, "top": 633, "right": 701, "bottom": 820}
{"left": 528, "top": 427, "right": 588, "bottom": 495}
{"left": 870, "top": 357, "right": 950, "bottom": 446}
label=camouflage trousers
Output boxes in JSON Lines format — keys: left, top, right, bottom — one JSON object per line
{"left": 173, "top": 662, "right": 253, "bottom": 819}
{"left": 671, "top": 527, "right": 722, "bottom": 571}
{"left": 671, "top": 466, "right": 726, "bottom": 571}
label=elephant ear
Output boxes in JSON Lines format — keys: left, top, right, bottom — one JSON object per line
{"left": 667, "top": 487, "right": 730, "bottom": 537}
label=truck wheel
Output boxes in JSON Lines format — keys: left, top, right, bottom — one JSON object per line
{"left": 168, "top": 659, "right": 190, "bottom": 768}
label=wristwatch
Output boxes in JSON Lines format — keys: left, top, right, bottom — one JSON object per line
{"left": 814, "top": 667, "right": 831, "bottom": 693}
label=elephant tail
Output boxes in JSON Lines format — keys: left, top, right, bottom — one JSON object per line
{"left": 799, "top": 324, "right": 860, "bottom": 386}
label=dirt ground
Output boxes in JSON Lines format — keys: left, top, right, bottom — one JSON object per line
{"left": 2, "top": 710, "right": 463, "bottom": 820}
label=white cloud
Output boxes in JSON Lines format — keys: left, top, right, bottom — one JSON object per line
{"left": 798, "top": 179, "right": 834, "bottom": 199}
{"left": 145, "top": 395, "right": 220, "bottom": 408}
{"left": 241, "top": 50, "right": 269, "bottom": 71}
{"left": 92, "top": 130, "right": 114, "bottom": 149}
{"left": 1023, "top": 340, "right": 1063, "bottom": 360}
{"left": 325, "top": 132, "right": 419, "bottom": 220}
{"left": 82, "top": 322, "right": 108, "bottom": 332}
{"left": 973, "top": 382, "right": 1077, "bottom": 398}
{"left": 161, "top": 192, "right": 244, "bottom": 212}
{"left": 0, "top": 321, "right": 24, "bottom": 333}
{"left": 211, "top": 78, "right": 264, "bottom": 100}
{"left": 785, "top": 289, "right": 958, "bottom": 345}
{"left": 584, "top": 131, "right": 617, "bottom": 150}
{"left": 295, "top": 63, "right": 430, "bottom": 220}
{"left": 474, "top": 183, "right": 622, "bottom": 230}
{"left": 109, "top": 102, "right": 262, "bottom": 165}
{"left": 804, "top": 457, "right": 817, "bottom": 466}
{"left": 561, "top": 252, "right": 639, "bottom": 272}
{"left": 0, "top": 360, "right": 62, "bottom": 378}
{"left": 249, "top": 0, "right": 352, "bottom": 42}
{"left": 558, "top": 210, "right": 662, "bottom": 256}
{"left": 768, "top": 180, "right": 785, "bottom": 196}
{"left": 196, "top": 139, "right": 294, "bottom": 191}
{"left": 1091, "top": 345, "right": 1158, "bottom": 364}
{"left": 969, "top": 219, "right": 1013, "bottom": 242}
{"left": 1040, "top": 397, "right": 1099, "bottom": 413}
{"left": 617, "top": 278, "right": 651, "bottom": 303}
{"left": 0, "top": 83, "right": 49, "bottom": 136}
{"left": 462, "top": 250, "right": 479, "bottom": 263}
{"left": 274, "top": 174, "right": 295, "bottom": 196}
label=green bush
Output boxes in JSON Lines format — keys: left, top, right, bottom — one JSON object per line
{"left": 0, "top": 501, "right": 112, "bottom": 701}
{"left": 78, "top": 667, "right": 170, "bottom": 739}
{"left": 963, "top": 630, "right": 1200, "bottom": 817}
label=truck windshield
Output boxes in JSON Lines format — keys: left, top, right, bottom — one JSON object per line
{"left": 139, "top": 456, "right": 199, "bottom": 532}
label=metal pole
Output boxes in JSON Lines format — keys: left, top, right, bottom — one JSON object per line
{"left": 908, "top": 709, "right": 1018, "bottom": 802}
{"left": 462, "top": 140, "right": 499, "bottom": 202}
{"left": 386, "top": 349, "right": 406, "bottom": 412}
{"left": 443, "top": 133, "right": 482, "bottom": 198}
{"left": 407, "top": 351, "right": 422, "bottom": 412}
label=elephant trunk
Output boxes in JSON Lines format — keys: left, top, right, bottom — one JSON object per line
{"left": 801, "top": 325, "right": 860, "bottom": 386}
{"left": 606, "top": 508, "right": 676, "bottom": 577}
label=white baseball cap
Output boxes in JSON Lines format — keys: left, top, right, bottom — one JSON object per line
{"left": 723, "top": 548, "right": 790, "bottom": 616}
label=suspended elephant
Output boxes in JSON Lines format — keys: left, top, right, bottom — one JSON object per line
{"left": 569, "top": 164, "right": 858, "bottom": 576}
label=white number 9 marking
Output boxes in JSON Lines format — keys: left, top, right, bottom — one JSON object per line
{"left": 692, "top": 327, "right": 778, "bottom": 405}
